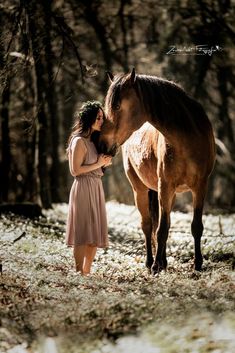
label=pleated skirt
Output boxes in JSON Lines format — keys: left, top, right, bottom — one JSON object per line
{"left": 65, "top": 175, "right": 108, "bottom": 248}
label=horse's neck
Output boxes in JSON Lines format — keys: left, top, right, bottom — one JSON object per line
{"left": 136, "top": 79, "right": 176, "bottom": 142}
{"left": 145, "top": 115, "right": 175, "bottom": 143}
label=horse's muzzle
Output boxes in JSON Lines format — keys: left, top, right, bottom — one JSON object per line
{"left": 99, "top": 141, "right": 118, "bottom": 156}
{"left": 108, "top": 144, "right": 118, "bottom": 156}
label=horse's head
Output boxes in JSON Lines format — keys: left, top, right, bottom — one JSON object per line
{"left": 99, "top": 68, "right": 144, "bottom": 155}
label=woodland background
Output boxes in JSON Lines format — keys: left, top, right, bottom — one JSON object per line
{"left": 0, "top": 0, "right": 235, "bottom": 210}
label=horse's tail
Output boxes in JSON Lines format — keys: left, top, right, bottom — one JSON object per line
{"left": 148, "top": 189, "right": 158, "bottom": 255}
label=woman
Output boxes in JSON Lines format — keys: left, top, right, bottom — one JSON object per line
{"left": 66, "top": 101, "right": 112, "bottom": 275}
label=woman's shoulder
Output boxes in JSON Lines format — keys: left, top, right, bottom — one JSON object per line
{"left": 70, "top": 135, "right": 87, "bottom": 151}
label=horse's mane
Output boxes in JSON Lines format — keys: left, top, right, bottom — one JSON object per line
{"left": 107, "top": 74, "right": 210, "bottom": 134}
{"left": 137, "top": 75, "right": 212, "bottom": 134}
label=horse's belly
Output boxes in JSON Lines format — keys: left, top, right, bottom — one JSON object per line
{"left": 175, "top": 184, "right": 190, "bottom": 193}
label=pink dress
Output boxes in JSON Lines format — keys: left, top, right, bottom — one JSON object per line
{"left": 65, "top": 136, "right": 108, "bottom": 248}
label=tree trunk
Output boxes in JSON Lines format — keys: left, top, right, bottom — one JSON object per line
{"left": 27, "top": 1, "right": 52, "bottom": 209}
{"left": 217, "top": 66, "right": 234, "bottom": 149}
{"left": 0, "top": 77, "right": 11, "bottom": 202}
{"left": 42, "top": 0, "right": 61, "bottom": 202}
{"left": 70, "top": 0, "right": 113, "bottom": 91}
{"left": 118, "top": 0, "right": 129, "bottom": 72}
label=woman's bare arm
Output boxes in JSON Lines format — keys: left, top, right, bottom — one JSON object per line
{"left": 69, "top": 138, "right": 111, "bottom": 176}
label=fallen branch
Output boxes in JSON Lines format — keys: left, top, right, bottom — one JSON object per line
{"left": 13, "top": 231, "right": 26, "bottom": 243}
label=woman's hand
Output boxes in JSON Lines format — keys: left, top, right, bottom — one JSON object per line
{"left": 104, "top": 155, "right": 112, "bottom": 167}
{"left": 97, "top": 154, "right": 112, "bottom": 167}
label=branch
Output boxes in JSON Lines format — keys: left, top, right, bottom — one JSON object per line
{"left": 52, "top": 37, "right": 65, "bottom": 84}
{"left": 52, "top": 15, "right": 84, "bottom": 83}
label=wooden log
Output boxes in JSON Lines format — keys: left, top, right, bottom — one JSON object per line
{"left": 0, "top": 203, "right": 43, "bottom": 218}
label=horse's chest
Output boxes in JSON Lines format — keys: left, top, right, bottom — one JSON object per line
{"left": 131, "top": 151, "right": 158, "bottom": 190}
{"left": 125, "top": 129, "right": 155, "bottom": 168}
{"left": 130, "top": 144, "right": 152, "bottom": 168}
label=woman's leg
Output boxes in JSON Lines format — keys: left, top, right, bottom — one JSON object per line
{"left": 73, "top": 246, "right": 86, "bottom": 272}
{"left": 83, "top": 246, "right": 97, "bottom": 275}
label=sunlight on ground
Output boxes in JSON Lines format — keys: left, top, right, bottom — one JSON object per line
{"left": 0, "top": 202, "right": 234, "bottom": 353}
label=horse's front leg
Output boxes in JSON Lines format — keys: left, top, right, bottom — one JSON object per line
{"left": 125, "top": 161, "right": 154, "bottom": 270}
{"left": 151, "top": 182, "right": 174, "bottom": 275}
{"left": 191, "top": 180, "right": 207, "bottom": 271}
{"left": 134, "top": 189, "right": 154, "bottom": 270}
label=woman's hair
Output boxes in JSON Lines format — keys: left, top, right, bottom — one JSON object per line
{"left": 67, "top": 100, "right": 104, "bottom": 154}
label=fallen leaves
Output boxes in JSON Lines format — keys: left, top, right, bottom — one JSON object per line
{"left": 0, "top": 202, "right": 234, "bottom": 352}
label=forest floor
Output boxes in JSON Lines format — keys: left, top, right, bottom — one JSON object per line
{"left": 0, "top": 201, "right": 234, "bottom": 353}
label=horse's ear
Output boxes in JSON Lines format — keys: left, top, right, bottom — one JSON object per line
{"left": 127, "top": 67, "right": 136, "bottom": 85}
{"left": 106, "top": 71, "right": 114, "bottom": 82}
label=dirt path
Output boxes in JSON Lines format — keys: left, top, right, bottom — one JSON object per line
{"left": 0, "top": 202, "right": 234, "bottom": 352}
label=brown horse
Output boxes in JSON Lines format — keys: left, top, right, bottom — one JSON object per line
{"left": 99, "top": 69, "right": 215, "bottom": 275}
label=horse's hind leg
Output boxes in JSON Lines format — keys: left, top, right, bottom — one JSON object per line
{"left": 148, "top": 189, "right": 159, "bottom": 257}
{"left": 191, "top": 181, "right": 208, "bottom": 271}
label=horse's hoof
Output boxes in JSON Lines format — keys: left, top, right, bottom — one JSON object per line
{"left": 151, "top": 263, "right": 161, "bottom": 276}
{"left": 194, "top": 265, "right": 202, "bottom": 272}
{"left": 194, "top": 257, "right": 203, "bottom": 271}
{"left": 151, "top": 261, "right": 167, "bottom": 276}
